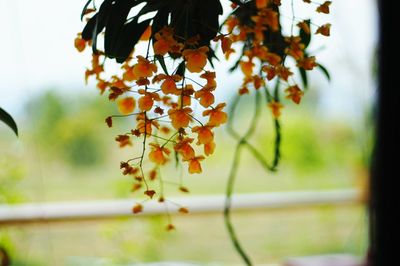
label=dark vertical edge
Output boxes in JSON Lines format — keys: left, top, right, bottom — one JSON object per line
{"left": 369, "top": 1, "right": 398, "bottom": 266}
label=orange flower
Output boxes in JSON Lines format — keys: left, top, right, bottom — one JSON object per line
{"left": 252, "top": 9, "right": 279, "bottom": 31}
{"left": 316, "top": 1, "right": 331, "bottom": 14}
{"left": 161, "top": 76, "right": 181, "bottom": 95}
{"left": 186, "top": 156, "right": 205, "bottom": 174}
{"left": 115, "top": 135, "right": 132, "bottom": 148}
{"left": 136, "top": 113, "right": 159, "bottom": 135}
{"left": 105, "top": 116, "right": 113, "bottom": 128}
{"left": 256, "top": 0, "right": 268, "bottom": 9}
{"left": 136, "top": 78, "right": 150, "bottom": 86}
{"left": 226, "top": 17, "right": 239, "bottom": 32}
{"left": 161, "top": 79, "right": 176, "bottom": 93}
{"left": 195, "top": 89, "right": 215, "bottom": 108}
{"left": 111, "top": 77, "right": 128, "bottom": 90}
{"left": 132, "top": 204, "right": 143, "bottom": 214}
{"left": 285, "top": 85, "right": 304, "bottom": 104}
{"left": 140, "top": 25, "right": 152, "bottom": 41}
{"left": 297, "top": 21, "right": 310, "bottom": 34}
{"left": 268, "top": 101, "right": 283, "bottom": 118}
{"left": 253, "top": 75, "right": 265, "bottom": 89}
{"left": 174, "top": 138, "right": 195, "bottom": 160}
{"left": 239, "top": 87, "right": 249, "bottom": 95}
{"left": 122, "top": 65, "right": 137, "bottom": 81}
{"left": 133, "top": 56, "right": 157, "bottom": 78}
{"left": 297, "top": 56, "right": 318, "bottom": 70}
{"left": 138, "top": 95, "right": 154, "bottom": 111}
{"left": 277, "top": 66, "right": 293, "bottom": 81}
{"left": 153, "top": 74, "right": 181, "bottom": 95}
{"left": 153, "top": 38, "right": 170, "bottom": 55}
{"left": 248, "top": 45, "right": 269, "bottom": 60}
{"left": 203, "top": 103, "right": 228, "bottom": 126}
{"left": 285, "top": 36, "right": 305, "bottom": 60}
{"left": 240, "top": 60, "right": 255, "bottom": 77}
{"left": 166, "top": 224, "right": 175, "bottom": 231}
{"left": 215, "top": 35, "right": 233, "bottom": 56}
{"left": 168, "top": 107, "right": 192, "bottom": 129}
{"left": 262, "top": 65, "right": 277, "bottom": 80}
{"left": 177, "top": 84, "right": 195, "bottom": 107}
{"left": 265, "top": 52, "right": 281, "bottom": 66}
{"left": 74, "top": 34, "right": 86, "bottom": 52}
{"left": 222, "top": 37, "right": 233, "bottom": 55}
{"left": 178, "top": 207, "right": 189, "bottom": 214}
{"left": 153, "top": 27, "right": 177, "bottom": 55}
{"left": 204, "top": 141, "right": 216, "bottom": 156}
{"left": 192, "top": 126, "right": 214, "bottom": 145}
{"left": 97, "top": 80, "right": 109, "bottom": 94}
{"left": 148, "top": 143, "right": 170, "bottom": 165}
{"left": 200, "top": 71, "right": 217, "bottom": 90}
{"left": 182, "top": 46, "right": 209, "bottom": 73}
{"left": 117, "top": 97, "right": 136, "bottom": 114}
{"left": 316, "top": 23, "right": 331, "bottom": 36}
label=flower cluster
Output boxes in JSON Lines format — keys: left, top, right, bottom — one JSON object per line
{"left": 213, "top": 0, "right": 331, "bottom": 118}
{"left": 75, "top": 23, "right": 227, "bottom": 226}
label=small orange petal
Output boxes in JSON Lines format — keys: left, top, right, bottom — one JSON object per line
{"left": 138, "top": 95, "right": 154, "bottom": 111}
{"left": 140, "top": 26, "right": 152, "bottom": 41}
{"left": 117, "top": 97, "right": 136, "bottom": 114}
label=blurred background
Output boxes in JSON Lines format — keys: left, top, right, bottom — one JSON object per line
{"left": 1, "top": 0, "right": 377, "bottom": 265}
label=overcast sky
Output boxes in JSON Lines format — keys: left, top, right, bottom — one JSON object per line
{"left": 0, "top": 0, "right": 378, "bottom": 121}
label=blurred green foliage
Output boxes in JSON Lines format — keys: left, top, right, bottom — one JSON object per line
{"left": 25, "top": 91, "right": 114, "bottom": 168}
{"left": 0, "top": 89, "right": 371, "bottom": 265}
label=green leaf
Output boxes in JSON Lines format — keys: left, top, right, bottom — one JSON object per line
{"left": 175, "top": 61, "right": 186, "bottom": 77}
{"left": 317, "top": 64, "right": 331, "bottom": 82}
{"left": 0, "top": 107, "right": 18, "bottom": 136}
{"left": 155, "top": 55, "right": 169, "bottom": 75}
{"left": 299, "top": 67, "right": 308, "bottom": 90}
{"left": 299, "top": 19, "right": 311, "bottom": 48}
{"left": 207, "top": 47, "right": 219, "bottom": 68}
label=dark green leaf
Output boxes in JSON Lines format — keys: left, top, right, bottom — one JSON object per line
{"left": 174, "top": 150, "right": 180, "bottom": 168}
{"left": 115, "top": 18, "right": 152, "bottom": 63}
{"left": 207, "top": 47, "right": 219, "bottom": 68}
{"left": 137, "top": 0, "right": 169, "bottom": 18}
{"left": 104, "top": 1, "right": 134, "bottom": 58}
{"left": 81, "top": 0, "right": 93, "bottom": 21}
{"left": 175, "top": 61, "right": 186, "bottom": 77}
{"left": 229, "top": 58, "right": 241, "bottom": 72}
{"left": 155, "top": 55, "right": 169, "bottom": 75}
{"left": 82, "top": 13, "right": 97, "bottom": 40}
{"left": 299, "top": 67, "right": 308, "bottom": 90}
{"left": 228, "top": 0, "right": 243, "bottom": 6}
{"left": 0, "top": 107, "right": 18, "bottom": 136}
{"left": 317, "top": 64, "right": 331, "bottom": 81}
{"left": 152, "top": 7, "right": 169, "bottom": 37}
{"left": 194, "top": 0, "right": 223, "bottom": 43}
{"left": 299, "top": 19, "right": 311, "bottom": 48}
{"left": 82, "top": 0, "right": 112, "bottom": 41}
